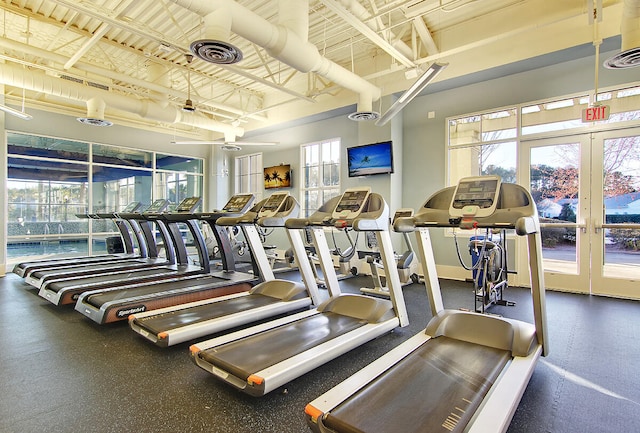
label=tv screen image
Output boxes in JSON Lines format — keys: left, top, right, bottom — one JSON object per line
{"left": 347, "top": 141, "right": 394, "bottom": 177}
{"left": 264, "top": 164, "right": 291, "bottom": 189}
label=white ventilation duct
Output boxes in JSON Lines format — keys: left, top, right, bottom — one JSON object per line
{"left": 78, "top": 97, "right": 113, "bottom": 126}
{"left": 0, "top": 62, "right": 244, "bottom": 138}
{"left": 604, "top": 0, "right": 640, "bottom": 69}
{"left": 172, "top": 0, "right": 381, "bottom": 119}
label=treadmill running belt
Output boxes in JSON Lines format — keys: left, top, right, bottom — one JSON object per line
{"left": 200, "top": 312, "right": 365, "bottom": 381}
{"left": 84, "top": 275, "right": 226, "bottom": 308}
{"left": 324, "top": 336, "right": 511, "bottom": 433}
{"left": 29, "top": 259, "right": 149, "bottom": 280}
{"left": 135, "top": 294, "right": 280, "bottom": 334}
{"left": 46, "top": 268, "right": 177, "bottom": 293}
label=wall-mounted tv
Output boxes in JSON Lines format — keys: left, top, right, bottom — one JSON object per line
{"left": 347, "top": 141, "right": 394, "bottom": 177}
{"left": 264, "top": 164, "right": 291, "bottom": 189}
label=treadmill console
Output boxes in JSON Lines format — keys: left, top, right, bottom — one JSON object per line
{"left": 450, "top": 176, "right": 501, "bottom": 218}
{"left": 332, "top": 187, "right": 371, "bottom": 220}
{"left": 392, "top": 208, "right": 414, "bottom": 223}
{"left": 222, "top": 194, "right": 255, "bottom": 213}
{"left": 258, "top": 192, "right": 289, "bottom": 218}
{"left": 144, "top": 199, "right": 171, "bottom": 213}
{"left": 175, "top": 197, "right": 202, "bottom": 213}
{"left": 121, "top": 201, "right": 142, "bottom": 213}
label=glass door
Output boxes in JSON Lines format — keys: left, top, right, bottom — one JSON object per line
{"left": 590, "top": 129, "right": 640, "bottom": 298}
{"left": 523, "top": 129, "right": 640, "bottom": 298}
{"left": 523, "top": 135, "right": 591, "bottom": 293}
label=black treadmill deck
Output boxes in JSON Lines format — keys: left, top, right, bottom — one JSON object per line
{"left": 84, "top": 275, "right": 230, "bottom": 308}
{"left": 199, "top": 312, "right": 366, "bottom": 381}
{"left": 46, "top": 267, "right": 178, "bottom": 293}
{"left": 324, "top": 336, "right": 511, "bottom": 433}
{"left": 134, "top": 293, "right": 281, "bottom": 335}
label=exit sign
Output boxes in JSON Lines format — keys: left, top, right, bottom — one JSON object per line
{"left": 582, "top": 105, "right": 610, "bottom": 122}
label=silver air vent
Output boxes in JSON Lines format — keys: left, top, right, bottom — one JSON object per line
{"left": 77, "top": 117, "right": 113, "bottom": 127}
{"left": 603, "top": 47, "right": 640, "bottom": 69}
{"left": 221, "top": 144, "right": 242, "bottom": 151}
{"left": 190, "top": 40, "right": 243, "bottom": 64}
{"left": 348, "top": 111, "right": 380, "bottom": 122}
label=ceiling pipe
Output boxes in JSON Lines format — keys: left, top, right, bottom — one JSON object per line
{"left": 77, "top": 97, "right": 113, "bottom": 126}
{"left": 0, "top": 62, "right": 244, "bottom": 138}
{"left": 172, "top": 0, "right": 381, "bottom": 118}
{"left": 604, "top": 0, "right": 640, "bottom": 68}
{"left": 322, "top": 0, "right": 415, "bottom": 67}
{"left": 0, "top": 38, "right": 267, "bottom": 123}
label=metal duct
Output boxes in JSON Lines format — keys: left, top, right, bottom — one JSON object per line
{"left": 173, "top": 0, "right": 381, "bottom": 113}
{"left": 0, "top": 62, "right": 244, "bottom": 138}
{"left": 77, "top": 97, "right": 113, "bottom": 126}
{"left": 604, "top": 0, "right": 640, "bottom": 69}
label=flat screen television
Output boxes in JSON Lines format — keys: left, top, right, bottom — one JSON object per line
{"left": 264, "top": 164, "right": 291, "bottom": 189}
{"left": 347, "top": 141, "right": 394, "bottom": 177}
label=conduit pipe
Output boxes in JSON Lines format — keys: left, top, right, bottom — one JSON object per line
{"left": 621, "top": 0, "right": 640, "bottom": 51}
{"left": 0, "top": 38, "right": 267, "bottom": 122}
{"left": 0, "top": 62, "right": 244, "bottom": 138}
{"left": 172, "top": 0, "right": 381, "bottom": 115}
{"left": 603, "top": 0, "right": 639, "bottom": 68}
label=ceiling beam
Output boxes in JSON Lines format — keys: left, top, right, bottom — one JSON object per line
{"left": 320, "top": 0, "right": 416, "bottom": 68}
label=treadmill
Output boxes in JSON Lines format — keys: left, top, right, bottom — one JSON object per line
{"left": 24, "top": 198, "right": 195, "bottom": 290}
{"left": 128, "top": 192, "right": 322, "bottom": 347}
{"left": 73, "top": 194, "right": 287, "bottom": 324}
{"left": 38, "top": 195, "right": 254, "bottom": 306}
{"left": 189, "top": 187, "right": 409, "bottom": 397}
{"left": 13, "top": 201, "right": 144, "bottom": 278}
{"left": 304, "top": 176, "right": 549, "bottom": 433}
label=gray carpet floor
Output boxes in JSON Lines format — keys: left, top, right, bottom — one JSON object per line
{"left": 1, "top": 271, "right": 638, "bottom": 433}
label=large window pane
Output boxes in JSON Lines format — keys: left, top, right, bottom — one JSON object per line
{"left": 7, "top": 132, "right": 89, "bottom": 161}
{"left": 448, "top": 109, "right": 516, "bottom": 147}
{"left": 530, "top": 143, "right": 580, "bottom": 273}
{"left": 156, "top": 172, "right": 203, "bottom": 206}
{"left": 8, "top": 159, "right": 89, "bottom": 236}
{"left": 602, "top": 135, "right": 640, "bottom": 273}
{"left": 157, "top": 153, "right": 203, "bottom": 172}
{"left": 93, "top": 143, "right": 152, "bottom": 168}
{"left": 92, "top": 166, "right": 153, "bottom": 233}
{"left": 449, "top": 142, "right": 516, "bottom": 185}
{"left": 521, "top": 96, "right": 588, "bottom": 135}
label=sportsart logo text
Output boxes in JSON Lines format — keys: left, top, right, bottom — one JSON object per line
{"left": 116, "top": 305, "right": 146, "bottom": 318}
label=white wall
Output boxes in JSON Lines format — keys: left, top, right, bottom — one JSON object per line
{"left": 230, "top": 43, "right": 640, "bottom": 267}
{"left": 3, "top": 41, "right": 639, "bottom": 274}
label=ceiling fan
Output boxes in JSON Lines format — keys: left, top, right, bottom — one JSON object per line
{"left": 170, "top": 140, "right": 278, "bottom": 151}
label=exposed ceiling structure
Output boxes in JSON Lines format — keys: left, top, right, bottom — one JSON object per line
{"left": 0, "top": 0, "right": 637, "bottom": 142}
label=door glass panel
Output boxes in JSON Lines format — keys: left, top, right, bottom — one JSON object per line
{"left": 602, "top": 135, "right": 640, "bottom": 277}
{"left": 530, "top": 144, "right": 580, "bottom": 273}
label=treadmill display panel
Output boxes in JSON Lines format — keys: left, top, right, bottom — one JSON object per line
{"left": 333, "top": 188, "right": 371, "bottom": 219}
{"left": 258, "top": 192, "right": 289, "bottom": 218}
{"left": 175, "top": 197, "right": 202, "bottom": 213}
{"left": 145, "top": 199, "right": 170, "bottom": 213}
{"left": 222, "top": 194, "right": 255, "bottom": 213}
{"left": 449, "top": 176, "right": 501, "bottom": 218}
{"left": 121, "top": 202, "right": 142, "bottom": 212}
{"left": 392, "top": 208, "right": 413, "bottom": 223}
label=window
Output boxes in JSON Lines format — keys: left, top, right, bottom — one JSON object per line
{"left": 448, "top": 84, "right": 640, "bottom": 187}
{"left": 6, "top": 132, "right": 204, "bottom": 264}
{"left": 300, "top": 138, "right": 341, "bottom": 216}
{"left": 234, "top": 153, "right": 263, "bottom": 199}
{"left": 448, "top": 109, "right": 517, "bottom": 186}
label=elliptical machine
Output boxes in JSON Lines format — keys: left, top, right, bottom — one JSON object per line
{"left": 455, "top": 226, "right": 515, "bottom": 313}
